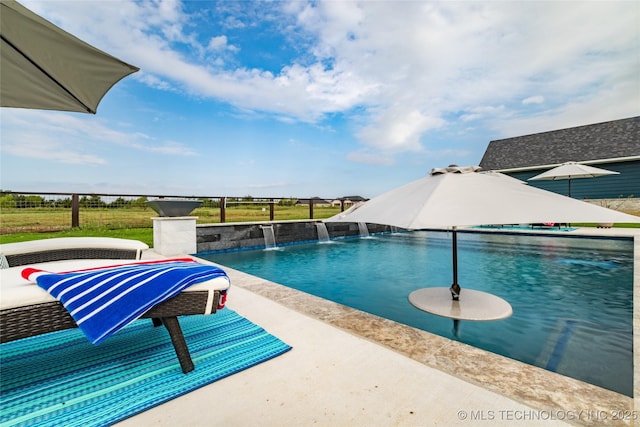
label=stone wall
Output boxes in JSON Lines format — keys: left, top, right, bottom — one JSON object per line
{"left": 585, "top": 197, "right": 640, "bottom": 216}
{"left": 196, "top": 220, "right": 391, "bottom": 253}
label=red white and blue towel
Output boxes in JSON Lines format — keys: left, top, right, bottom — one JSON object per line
{"left": 22, "top": 258, "right": 229, "bottom": 345}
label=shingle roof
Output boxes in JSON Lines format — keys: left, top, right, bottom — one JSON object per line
{"left": 479, "top": 116, "right": 640, "bottom": 171}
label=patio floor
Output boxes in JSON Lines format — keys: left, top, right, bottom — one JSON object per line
{"left": 117, "top": 227, "right": 639, "bottom": 427}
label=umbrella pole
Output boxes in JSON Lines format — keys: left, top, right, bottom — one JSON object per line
{"left": 452, "top": 319, "right": 460, "bottom": 338}
{"left": 450, "top": 227, "right": 461, "bottom": 300}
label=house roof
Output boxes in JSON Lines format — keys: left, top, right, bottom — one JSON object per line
{"left": 296, "top": 197, "right": 331, "bottom": 204}
{"left": 479, "top": 116, "right": 640, "bottom": 171}
{"left": 337, "top": 196, "right": 368, "bottom": 202}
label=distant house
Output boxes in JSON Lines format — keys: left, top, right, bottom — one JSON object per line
{"left": 295, "top": 197, "right": 332, "bottom": 207}
{"left": 479, "top": 116, "right": 640, "bottom": 199}
{"left": 331, "top": 196, "right": 368, "bottom": 208}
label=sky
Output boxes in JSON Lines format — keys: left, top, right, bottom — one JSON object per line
{"left": 1, "top": 0, "right": 638, "bottom": 199}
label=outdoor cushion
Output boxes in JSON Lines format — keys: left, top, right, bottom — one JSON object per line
{"left": 0, "top": 258, "right": 230, "bottom": 312}
{"left": 0, "top": 237, "right": 149, "bottom": 268}
{"left": 21, "top": 258, "right": 229, "bottom": 344}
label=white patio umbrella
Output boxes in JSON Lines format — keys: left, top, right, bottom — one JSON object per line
{"left": 325, "top": 165, "right": 639, "bottom": 324}
{"left": 527, "top": 162, "right": 619, "bottom": 197}
{"left": 0, "top": 0, "right": 139, "bottom": 114}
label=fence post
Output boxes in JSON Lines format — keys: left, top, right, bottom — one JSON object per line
{"left": 309, "top": 198, "right": 314, "bottom": 219}
{"left": 220, "top": 197, "right": 226, "bottom": 223}
{"left": 71, "top": 194, "right": 79, "bottom": 228}
{"left": 269, "top": 199, "right": 275, "bottom": 221}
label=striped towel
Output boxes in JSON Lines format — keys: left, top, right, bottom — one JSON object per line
{"left": 21, "top": 258, "right": 229, "bottom": 345}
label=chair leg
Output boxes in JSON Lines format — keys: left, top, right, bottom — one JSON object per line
{"left": 161, "top": 316, "right": 195, "bottom": 374}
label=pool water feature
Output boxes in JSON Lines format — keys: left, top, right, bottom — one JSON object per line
{"left": 200, "top": 231, "right": 633, "bottom": 396}
{"left": 315, "top": 222, "right": 330, "bottom": 242}
{"left": 260, "top": 225, "right": 276, "bottom": 250}
{"left": 358, "top": 222, "right": 370, "bottom": 237}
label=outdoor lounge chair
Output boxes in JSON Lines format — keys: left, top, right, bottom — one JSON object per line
{"left": 530, "top": 222, "right": 569, "bottom": 229}
{"left": 0, "top": 237, "right": 148, "bottom": 267}
{"left": 0, "top": 237, "right": 230, "bottom": 373}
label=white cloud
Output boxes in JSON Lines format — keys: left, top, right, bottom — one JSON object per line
{"left": 207, "top": 35, "right": 238, "bottom": 52}
{"left": 0, "top": 110, "right": 196, "bottom": 165}
{"left": 459, "top": 105, "right": 508, "bottom": 123}
{"left": 21, "top": 0, "right": 640, "bottom": 163}
{"left": 283, "top": 1, "right": 639, "bottom": 157}
{"left": 522, "top": 96, "right": 545, "bottom": 105}
{"left": 357, "top": 109, "right": 445, "bottom": 152}
{"left": 135, "top": 73, "right": 175, "bottom": 91}
{"left": 2, "top": 136, "right": 106, "bottom": 165}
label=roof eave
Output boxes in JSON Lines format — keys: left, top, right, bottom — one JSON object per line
{"left": 490, "top": 155, "right": 640, "bottom": 173}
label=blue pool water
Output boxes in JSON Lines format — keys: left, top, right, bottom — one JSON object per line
{"left": 200, "top": 231, "right": 634, "bottom": 396}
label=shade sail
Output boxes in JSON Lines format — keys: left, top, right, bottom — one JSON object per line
{"left": 0, "top": 0, "right": 139, "bottom": 114}
{"left": 325, "top": 165, "right": 639, "bottom": 229}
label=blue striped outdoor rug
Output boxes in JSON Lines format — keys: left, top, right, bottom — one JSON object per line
{"left": 0, "top": 309, "right": 291, "bottom": 426}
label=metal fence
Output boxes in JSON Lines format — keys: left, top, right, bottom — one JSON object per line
{"left": 0, "top": 192, "right": 346, "bottom": 234}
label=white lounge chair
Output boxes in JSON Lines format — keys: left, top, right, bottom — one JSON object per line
{"left": 0, "top": 237, "right": 230, "bottom": 373}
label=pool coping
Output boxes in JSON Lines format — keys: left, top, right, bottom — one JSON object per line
{"left": 199, "top": 228, "right": 639, "bottom": 427}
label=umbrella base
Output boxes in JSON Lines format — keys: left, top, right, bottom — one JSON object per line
{"left": 408, "top": 287, "right": 512, "bottom": 321}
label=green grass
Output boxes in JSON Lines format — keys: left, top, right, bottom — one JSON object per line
{"left": 572, "top": 223, "right": 640, "bottom": 228}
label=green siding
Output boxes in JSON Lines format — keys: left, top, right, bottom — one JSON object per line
{"left": 506, "top": 160, "right": 639, "bottom": 199}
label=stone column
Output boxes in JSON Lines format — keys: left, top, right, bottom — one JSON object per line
{"left": 152, "top": 216, "right": 197, "bottom": 256}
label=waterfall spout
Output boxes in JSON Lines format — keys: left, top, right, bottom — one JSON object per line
{"left": 358, "top": 222, "right": 370, "bottom": 237}
{"left": 315, "top": 222, "right": 330, "bottom": 242}
{"left": 260, "top": 225, "right": 277, "bottom": 250}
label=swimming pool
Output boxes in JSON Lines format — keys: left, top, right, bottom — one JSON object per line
{"left": 200, "top": 231, "right": 633, "bottom": 396}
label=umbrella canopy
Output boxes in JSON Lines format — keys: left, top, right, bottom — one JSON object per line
{"left": 325, "top": 165, "right": 639, "bottom": 314}
{"left": 0, "top": 0, "right": 139, "bottom": 114}
{"left": 527, "top": 162, "right": 620, "bottom": 197}
{"left": 326, "top": 165, "right": 637, "bottom": 228}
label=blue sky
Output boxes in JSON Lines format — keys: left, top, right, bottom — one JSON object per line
{"left": 1, "top": 0, "right": 638, "bottom": 199}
